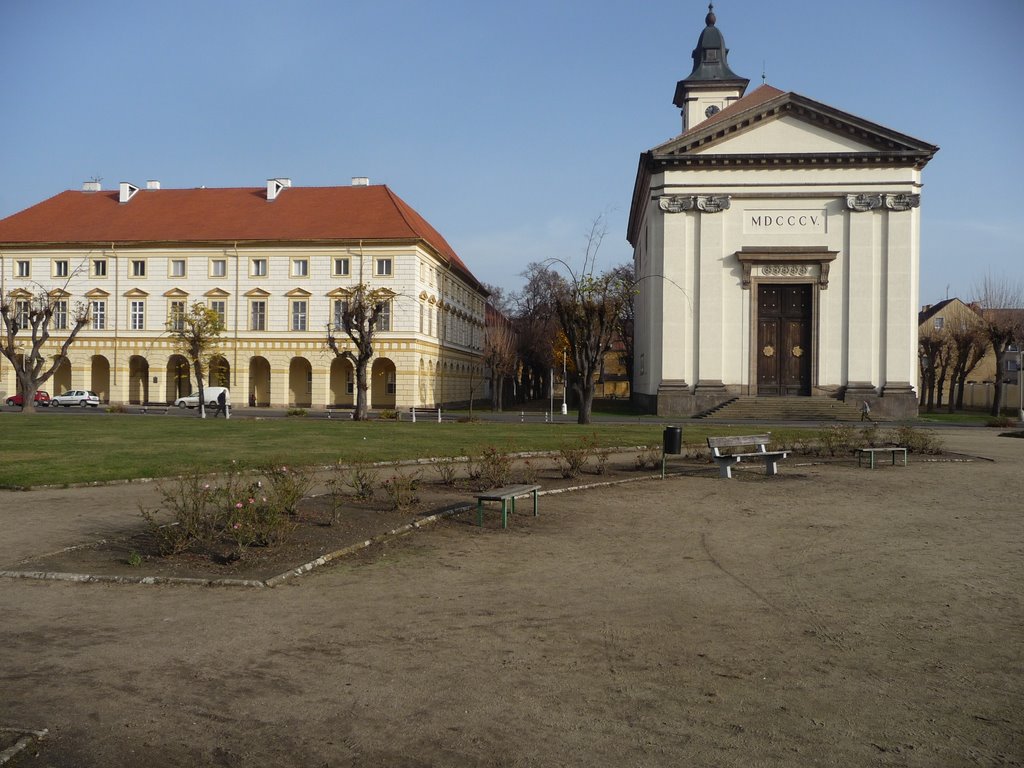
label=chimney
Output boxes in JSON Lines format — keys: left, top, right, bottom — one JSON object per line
{"left": 351, "top": 177, "right": 370, "bottom": 186}
{"left": 82, "top": 180, "right": 102, "bottom": 192}
{"left": 266, "top": 177, "right": 292, "bottom": 201}
{"left": 146, "top": 180, "right": 161, "bottom": 190}
{"left": 119, "top": 182, "right": 140, "bottom": 203}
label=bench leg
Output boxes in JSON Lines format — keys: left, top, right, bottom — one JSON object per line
{"left": 716, "top": 457, "right": 739, "bottom": 479}
{"left": 477, "top": 499, "right": 484, "bottom": 527}
{"left": 532, "top": 490, "right": 538, "bottom": 517}
{"left": 765, "top": 459, "right": 778, "bottom": 476}
{"left": 501, "top": 499, "right": 509, "bottom": 529}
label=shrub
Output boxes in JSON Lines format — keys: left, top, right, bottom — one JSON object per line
{"left": 986, "top": 416, "right": 1015, "bottom": 428}
{"left": 431, "top": 456, "right": 459, "bottom": 486}
{"left": 557, "top": 441, "right": 589, "bottom": 479}
{"left": 818, "top": 424, "right": 857, "bottom": 457}
{"left": 382, "top": 472, "right": 420, "bottom": 511}
{"left": 888, "top": 425, "right": 944, "bottom": 454}
{"left": 478, "top": 446, "right": 512, "bottom": 487}
{"left": 859, "top": 424, "right": 881, "bottom": 448}
{"left": 345, "top": 461, "right": 379, "bottom": 501}
{"left": 285, "top": 408, "right": 307, "bottom": 417}
{"left": 379, "top": 409, "right": 399, "bottom": 420}
{"left": 517, "top": 458, "right": 539, "bottom": 484}
{"left": 592, "top": 447, "right": 611, "bottom": 475}
{"left": 259, "top": 462, "right": 313, "bottom": 515}
{"left": 106, "top": 403, "right": 128, "bottom": 414}
{"left": 634, "top": 447, "right": 661, "bottom": 470}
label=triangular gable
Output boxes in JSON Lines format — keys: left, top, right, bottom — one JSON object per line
{"left": 327, "top": 287, "right": 353, "bottom": 298}
{"left": 244, "top": 288, "right": 271, "bottom": 298}
{"left": 204, "top": 288, "right": 230, "bottom": 298}
{"left": 285, "top": 287, "right": 312, "bottom": 298}
{"left": 123, "top": 288, "right": 149, "bottom": 298}
{"left": 163, "top": 288, "right": 189, "bottom": 298}
{"left": 85, "top": 288, "right": 109, "bottom": 298}
{"left": 652, "top": 86, "right": 938, "bottom": 162}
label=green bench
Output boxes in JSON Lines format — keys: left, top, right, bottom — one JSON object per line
{"left": 857, "top": 446, "right": 908, "bottom": 469}
{"left": 476, "top": 484, "right": 541, "bottom": 529}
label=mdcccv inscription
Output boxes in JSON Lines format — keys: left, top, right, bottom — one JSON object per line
{"left": 743, "top": 209, "right": 828, "bottom": 234}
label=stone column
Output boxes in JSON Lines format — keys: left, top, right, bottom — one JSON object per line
{"left": 844, "top": 196, "right": 880, "bottom": 397}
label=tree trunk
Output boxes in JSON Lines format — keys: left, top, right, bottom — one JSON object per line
{"left": 354, "top": 359, "right": 369, "bottom": 420}
{"left": 991, "top": 350, "right": 1007, "bottom": 416}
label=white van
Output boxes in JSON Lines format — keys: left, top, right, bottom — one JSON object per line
{"left": 174, "top": 386, "right": 230, "bottom": 409}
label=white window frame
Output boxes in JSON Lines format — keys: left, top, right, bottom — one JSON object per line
{"left": 250, "top": 300, "right": 267, "bottom": 331}
{"left": 15, "top": 300, "right": 31, "bottom": 328}
{"left": 209, "top": 299, "right": 226, "bottom": 327}
{"left": 131, "top": 259, "right": 147, "bottom": 278}
{"left": 16, "top": 260, "right": 30, "bottom": 278}
{"left": 375, "top": 258, "right": 393, "bottom": 277}
{"left": 130, "top": 300, "right": 146, "bottom": 331}
{"left": 54, "top": 259, "right": 69, "bottom": 278}
{"left": 291, "top": 299, "right": 308, "bottom": 331}
{"left": 333, "top": 257, "right": 350, "bottom": 277}
{"left": 53, "top": 300, "right": 68, "bottom": 330}
{"left": 169, "top": 259, "right": 187, "bottom": 278}
{"left": 332, "top": 299, "right": 349, "bottom": 331}
{"left": 168, "top": 300, "right": 186, "bottom": 332}
{"left": 378, "top": 299, "right": 392, "bottom": 332}
{"left": 91, "top": 300, "right": 106, "bottom": 330}
{"left": 210, "top": 259, "right": 227, "bottom": 278}
{"left": 251, "top": 258, "right": 268, "bottom": 278}
{"left": 291, "top": 259, "right": 309, "bottom": 278}
{"left": 92, "top": 259, "right": 107, "bottom": 278}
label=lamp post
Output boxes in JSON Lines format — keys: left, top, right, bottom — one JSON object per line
{"left": 1018, "top": 349, "right": 1023, "bottom": 423}
{"left": 561, "top": 351, "right": 567, "bottom": 416}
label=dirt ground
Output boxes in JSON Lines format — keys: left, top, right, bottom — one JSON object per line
{"left": 1, "top": 429, "right": 1022, "bottom": 767}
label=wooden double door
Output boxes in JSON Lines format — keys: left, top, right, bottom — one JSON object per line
{"left": 757, "top": 284, "right": 812, "bottom": 396}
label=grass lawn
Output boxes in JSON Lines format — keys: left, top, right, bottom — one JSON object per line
{"left": 0, "top": 415, "right": 687, "bottom": 488}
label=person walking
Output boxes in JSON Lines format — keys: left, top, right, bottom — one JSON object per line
{"left": 215, "top": 389, "right": 227, "bottom": 418}
{"left": 860, "top": 400, "right": 873, "bottom": 422}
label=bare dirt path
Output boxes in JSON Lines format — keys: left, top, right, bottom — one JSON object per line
{"left": 1, "top": 429, "right": 1022, "bottom": 767}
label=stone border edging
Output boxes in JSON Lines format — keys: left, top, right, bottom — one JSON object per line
{"left": 0, "top": 727, "right": 47, "bottom": 765}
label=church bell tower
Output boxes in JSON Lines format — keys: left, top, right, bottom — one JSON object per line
{"left": 673, "top": 4, "right": 749, "bottom": 132}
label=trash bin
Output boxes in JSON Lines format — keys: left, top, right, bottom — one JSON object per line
{"left": 663, "top": 426, "right": 682, "bottom": 455}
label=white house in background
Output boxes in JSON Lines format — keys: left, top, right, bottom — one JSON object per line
{"left": 628, "top": 5, "right": 938, "bottom": 418}
{"left": 0, "top": 178, "right": 487, "bottom": 410}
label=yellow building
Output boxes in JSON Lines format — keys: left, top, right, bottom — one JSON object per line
{"left": 0, "top": 179, "right": 487, "bottom": 410}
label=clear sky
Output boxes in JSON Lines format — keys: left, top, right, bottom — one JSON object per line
{"left": 1, "top": 0, "right": 1021, "bottom": 305}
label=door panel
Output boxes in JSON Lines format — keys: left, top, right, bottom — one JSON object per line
{"left": 757, "top": 284, "right": 812, "bottom": 396}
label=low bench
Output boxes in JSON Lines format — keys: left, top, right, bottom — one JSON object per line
{"left": 475, "top": 484, "right": 541, "bottom": 529}
{"left": 857, "top": 446, "right": 908, "bottom": 469}
{"left": 707, "top": 434, "right": 789, "bottom": 479}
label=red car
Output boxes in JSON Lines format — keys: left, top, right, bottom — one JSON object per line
{"left": 5, "top": 390, "right": 51, "bottom": 407}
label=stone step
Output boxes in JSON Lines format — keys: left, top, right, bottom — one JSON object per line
{"left": 701, "top": 396, "right": 863, "bottom": 421}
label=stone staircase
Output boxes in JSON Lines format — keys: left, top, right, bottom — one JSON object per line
{"left": 699, "top": 395, "right": 862, "bottom": 422}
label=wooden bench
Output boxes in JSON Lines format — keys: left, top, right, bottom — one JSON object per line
{"left": 857, "top": 446, "right": 908, "bottom": 469}
{"left": 706, "top": 435, "right": 789, "bottom": 479}
{"left": 475, "top": 484, "right": 541, "bottom": 529}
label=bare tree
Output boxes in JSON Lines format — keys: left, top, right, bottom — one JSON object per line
{"left": 607, "top": 262, "right": 636, "bottom": 392}
{"left": 166, "top": 302, "right": 225, "bottom": 419}
{"left": 945, "top": 305, "right": 987, "bottom": 411}
{"left": 973, "top": 275, "right": 1024, "bottom": 416}
{"left": 512, "top": 263, "right": 563, "bottom": 403}
{"left": 482, "top": 304, "right": 517, "bottom": 412}
{"left": 1, "top": 282, "right": 90, "bottom": 414}
{"left": 326, "top": 283, "right": 392, "bottom": 420}
{"left": 550, "top": 217, "right": 630, "bottom": 425}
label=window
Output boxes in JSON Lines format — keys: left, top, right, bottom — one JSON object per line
{"left": 15, "top": 300, "right": 30, "bottom": 328}
{"left": 378, "top": 300, "right": 391, "bottom": 331}
{"left": 168, "top": 300, "right": 186, "bottom": 332}
{"left": 17, "top": 260, "right": 30, "bottom": 277}
{"left": 130, "top": 300, "right": 146, "bottom": 331}
{"left": 292, "top": 259, "right": 309, "bottom": 277}
{"left": 91, "top": 301, "right": 106, "bottom": 330}
{"left": 333, "top": 299, "right": 349, "bottom": 331}
{"left": 54, "top": 260, "right": 69, "bottom": 278}
{"left": 53, "top": 300, "right": 68, "bottom": 330}
{"left": 170, "top": 259, "right": 186, "bottom": 278}
{"left": 251, "top": 258, "right": 268, "bottom": 277}
{"left": 346, "top": 370, "right": 354, "bottom": 395}
{"left": 291, "top": 300, "right": 308, "bottom": 331}
{"left": 210, "top": 300, "right": 226, "bottom": 327}
{"left": 131, "top": 259, "right": 147, "bottom": 277}
{"left": 386, "top": 372, "right": 396, "bottom": 396}
{"left": 375, "top": 258, "right": 393, "bottom": 276}
{"left": 933, "top": 317, "right": 944, "bottom": 330}
{"left": 92, "top": 259, "right": 107, "bottom": 277}
{"left": 210, "top": 259, "right": 227, "bottom": 278}
{"left": 250, "top": 300, "right": 267, "bottom": 331}
{"left": 333, "top": 257, "right": 350, "bottom": 277}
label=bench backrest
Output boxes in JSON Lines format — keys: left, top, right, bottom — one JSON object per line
{"left": 707, "top": 434, "right": 772, "bottom": 455}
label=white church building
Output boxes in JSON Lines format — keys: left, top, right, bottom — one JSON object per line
{"left": 628, "top": 5, "right": 938, "bottom": 418}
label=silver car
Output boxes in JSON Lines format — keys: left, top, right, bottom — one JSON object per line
{"left": 51, "top": 390, "right": 100, "bottom": 408}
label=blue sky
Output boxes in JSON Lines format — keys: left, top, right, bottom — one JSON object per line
{"left": 1, "top": 0, "right": 1021, "bottom": 304}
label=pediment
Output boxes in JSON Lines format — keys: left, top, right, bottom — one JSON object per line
{"left": 163, "top": 288, "right": 189, "bottom": 298}
{"left": 205, "top": 288, "right": 230, "bottom": 298}
{"left": 244, "top": 288, "right": 271, "bottom": 298}
{"left": 48, "top": 288, "right": 71, "bottom": 299}
{"left": 285, "top": 287, "right": 312, "bottom": 298}
{"left": 123, "top": 288, "right": 149, "bottom": 298}
{"left": 85, "top": 288, "right": 109, "bottom": 298}
{"left": 327, "top": 287, "right": 352, "bottom": 298}
{"left": 652, "top": 88, "right": 938, "bottom": 164}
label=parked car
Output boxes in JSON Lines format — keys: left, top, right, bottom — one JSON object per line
{"left": 5, "top": 390, "right": 51, "bottom": 407}
{"left": 174, "top": 386, "right": 230, "bottom": 409}
{"left": 50, "top": 390, "right": 100, "bottom": 408}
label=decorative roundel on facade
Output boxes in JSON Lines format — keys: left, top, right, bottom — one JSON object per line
{"left": 761, "top": 264, "right": 810, "bottom": 277}
{"left": 762, "top": 345, "right": 775, "bottom": 358}
{"left": 792, "top": 346, "right": 804, "bottom": 358}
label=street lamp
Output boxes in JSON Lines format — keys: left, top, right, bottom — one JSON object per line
{"left": 1018, "top": 348, "right": 1023, "bottom": 423}
{"left": 561, "top": 351, "right": 567, "bottom": 416}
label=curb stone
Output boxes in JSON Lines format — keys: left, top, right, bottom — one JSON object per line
{"left": 0, "top": 727, "right": 47, "bottom": 765}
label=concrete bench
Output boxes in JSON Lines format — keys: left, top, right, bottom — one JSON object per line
{"left": 857, "top": 446, "right": 908, "bottom": 469}
{"left": 707, "top": 434, "right": 789, "bottom": 479}
{"left": 475, "top": 484, "right": 541, "bottom": 529}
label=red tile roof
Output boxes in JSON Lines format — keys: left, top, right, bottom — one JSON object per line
{"left": 0, "top": 184, "right": 480, "bottom": 288}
